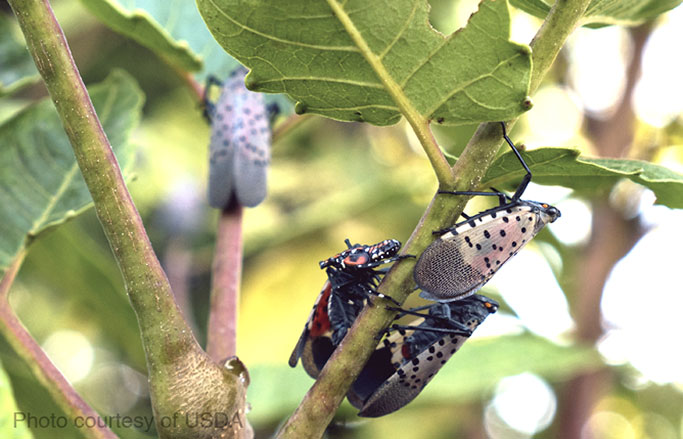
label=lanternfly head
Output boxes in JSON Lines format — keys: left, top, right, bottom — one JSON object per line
{"left": 521, "top": 200, "right": 561, "bottom": 233}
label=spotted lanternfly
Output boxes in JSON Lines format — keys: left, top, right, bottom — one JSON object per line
{"left": 289, "top": 239, "right": 405, "bottom": 378}
{"left": 414, "top": 122, "right": 561, "bottom": 302}
{"left": 203, "top": 67, "right": 271, "bottom": 209}
{"left": 347, "top": 294, "right": 498, "bottom": 417}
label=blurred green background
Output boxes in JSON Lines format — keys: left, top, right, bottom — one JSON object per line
{"left": 1, "top": 0, "right": 683, "bottom": 438}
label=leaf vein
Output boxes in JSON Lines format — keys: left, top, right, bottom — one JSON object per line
{"left": 254, "top": 77, "right": 384, "bottom": 89}
{"left": 205, "top": 0, "right": 360, "bottom": 52}
{"left": 379, "top": 1, "right": 420, "bottom": 60}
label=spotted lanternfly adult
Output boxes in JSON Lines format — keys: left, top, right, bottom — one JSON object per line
{"left": 203, "top": 67, "right": 272, "bottom": 209}
{"left": 289, "top": 239, "right": 405, "bottom": 378}
{"left": 414, "top": 122, "right": 561, "bottom": 302}
{"left": 347, "top": 294, "right": 498, "bottom": 417}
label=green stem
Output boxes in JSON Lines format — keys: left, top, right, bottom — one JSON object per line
{"left": 8, "top": 1, "right": 251, "bottom": 437}
{"left": 7, "top": 0, "right": 196, "bottom": 377}
{"left": 278, "top": 1, "right": 591, "bottom": 437}
{"left": 529, "top": 0, "right": 593, "bottom": 96}
{"left": 446, "top": 0, "right": 594, "bottom": 216}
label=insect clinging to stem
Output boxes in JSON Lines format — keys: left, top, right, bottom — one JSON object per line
{"left": 414, "top": 122, "right": 561, "bottom": 302}
{"left": 289, "top": 238, "right": 407, "bottom": 378}
{"left": 203, "top": 67, "right": 275, "bottom": 209}
{"left": 347, "top": 294, "right": 499, "bottom": 417}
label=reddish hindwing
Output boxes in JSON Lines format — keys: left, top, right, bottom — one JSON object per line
{"left": 415, "top": 204, "right": 541, "bottom": 302}
{"left": 309, "top": 282, "right": 332, "bottom": 337}
{"left": 288, "top": 281, "right": 332, "bottom": 368}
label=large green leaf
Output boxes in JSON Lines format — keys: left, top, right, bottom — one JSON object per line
{"left": 79, "top": 0, "right": 207, "bottom": 73}
{"left": 0, "top": 70, "right": 144, "bottom": 272}
{"left": 0, "top": 14, "right": 40, "bottom": 97}
{"left": 583, "top": 0, "right": 683, "bottom": 26}
{"left": 197, "top": 0, "right": 532, "bottom": 126}
{"left": 511, "top": 0, "right": 683, "bottom": 27}
{"left": 481, "top": 147, "right": 683, "bottom": 208}
{"left": 0, "top": 361, "right": 33, "bottom": 439}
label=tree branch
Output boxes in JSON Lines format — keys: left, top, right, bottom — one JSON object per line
{"left": 207, "top": 205, "right": 243, "bottom": 361}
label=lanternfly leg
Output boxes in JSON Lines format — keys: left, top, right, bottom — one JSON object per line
{"left": 500, "top": 122, "right": 532, "bottom": 201}
{"left": 389, "top": 324, "right": 472, "bottom": 337}
{"left": 202, "top": 76, "right": 224, "bottom": 122}
{"left": 385, "top": 306, "right": 472, "bottom": 333}
{"left": 436, "top": 122, "right": 532, "bottom": 203}
{"left": 385, "top": 305, "right": 433, "bottom": 317}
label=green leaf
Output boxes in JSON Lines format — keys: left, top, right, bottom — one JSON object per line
{"left": 0, "top": 70, "right": 144, "bottom": 272}
{"left": 510, "top": 0, "right": 683, "bottom": 27}
{"left": 0, "top": 14, "right": 40, "bottom": 97}
{"left": 0, "top": 360, "right": 34, "bottom": 439}
{"left": 582, "top": 0, "right": 683, "bottom": 26}
{"left": 481, "top": 148, "right": 683, "bottom": 208}
{"left": 197, "top": 0, "right": 532, "bottom": 126}
{"left": 77, "top": 0, "right": 293, "bottom": 113}
{"left": 78, "top": 0, "right": 204, "bottom": 72}
{"left": 509, "top": 0, "right": 551, "bottom": 18}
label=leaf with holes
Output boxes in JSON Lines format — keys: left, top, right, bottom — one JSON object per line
{"left": 197, "top": 0, "right": 532, "bottom": 126}
{"left": 480, "top": 148, "right": 683, "bottom": 209}
{"left": 0, "top": 70, "right": 143, "bottom": 272}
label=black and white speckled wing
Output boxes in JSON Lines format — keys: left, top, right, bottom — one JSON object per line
{"left": 415, "top": 203, "right": 545, "bottom": 302}
{"left": 356, "top": 295, "right": 498, "bottom": 417}
{"left": 357, "top": 332, "right": 469, "bottom": 417}
{"left": 208, "top": 67, "right": 270, "bottom": 208}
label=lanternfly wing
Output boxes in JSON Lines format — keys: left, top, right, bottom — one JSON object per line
{"left": 290, "top": 279, "right": 367, "bottom": 379}
{"left": 347, "top": 317, "right": 425, "bottom": 409}
{"left": 289, "top": 281, "right": 332, "bottom": 373}
{"left": 359, "top": 332, "right": 470, "bottom": 417}
{"left": 415, "top": 201, "right": 557, "bottom": 302}
{"left": 208, "top": 67, "right": 270, "bottom": 209}
{"left": 354, "top": 295, "right": 498, "bottom": 417}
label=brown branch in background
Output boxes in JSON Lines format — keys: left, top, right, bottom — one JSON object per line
{"left": 556, "top": 24, "right": 651, "bottom": 439}
{"left": 0, "top": 252, "right": 117, "bottom": 439}
{"left": 207, "top": 204, "right": 243, "bottom": 361}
